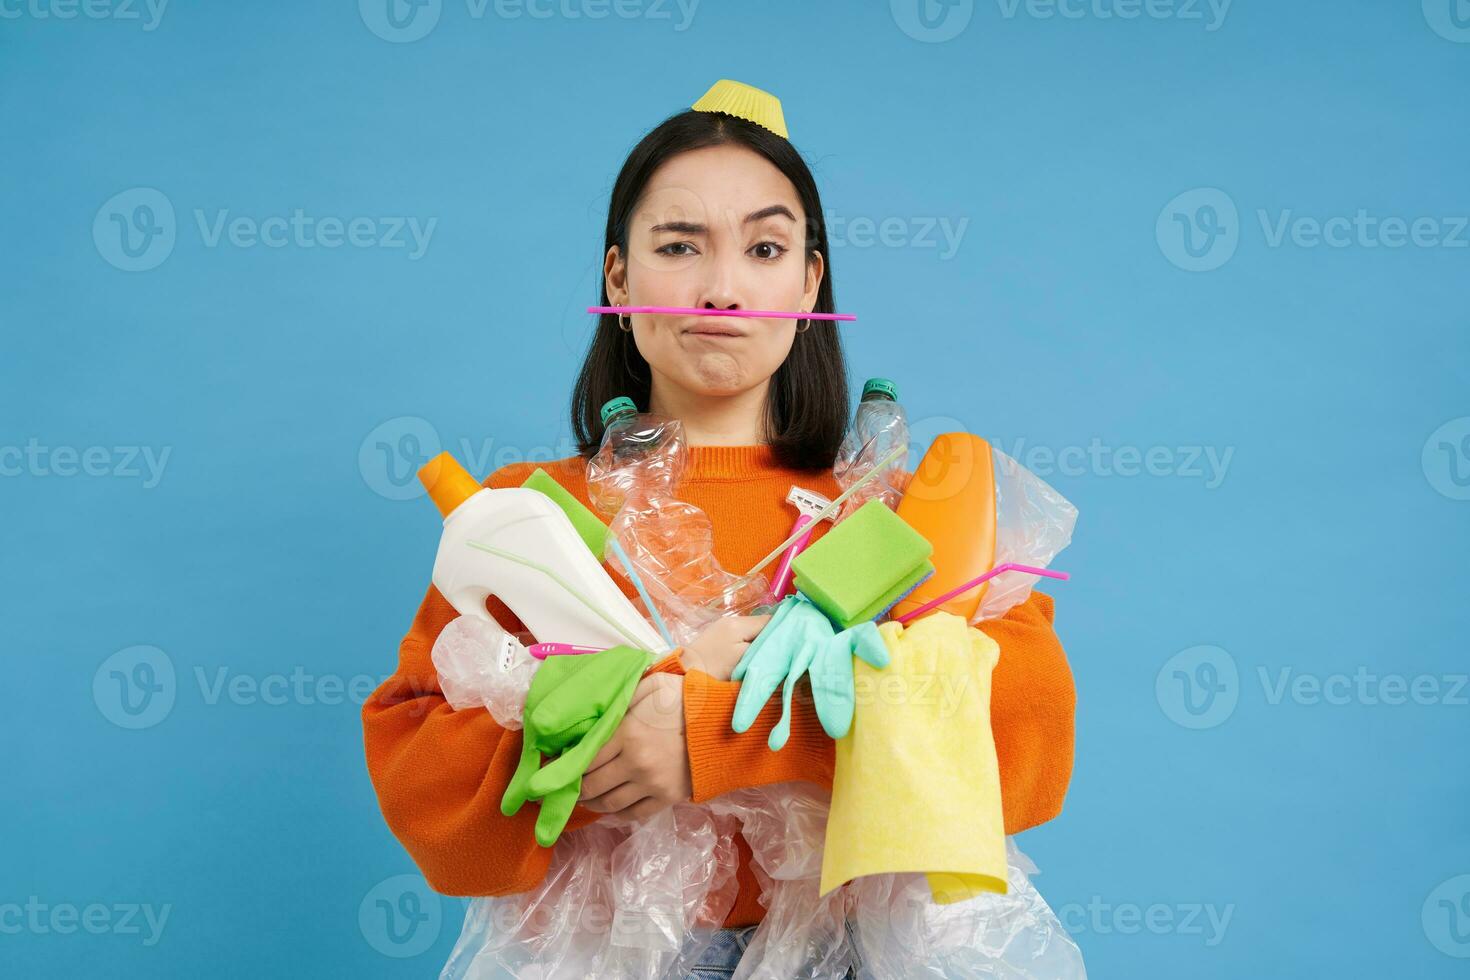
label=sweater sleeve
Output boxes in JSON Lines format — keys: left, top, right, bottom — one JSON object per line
{"left": 978, "top": 590, "right": 1076, "bottom": 833}
{"left": 682, "top": 591, "right": 1076, "bottom": 834}
{"left": 360, "top": 467, "right": 684, "bottom": 897}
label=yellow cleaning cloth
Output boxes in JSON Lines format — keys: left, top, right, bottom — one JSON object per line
{"left": 819, "top": 612, "right": 1007, "bottom": 903}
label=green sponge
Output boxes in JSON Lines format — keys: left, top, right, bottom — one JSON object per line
{"left": 521, "top": 468, "right": 609, "bottom": 559}
{"left": 791, "top": 498, "right": 934, "bottom": 628}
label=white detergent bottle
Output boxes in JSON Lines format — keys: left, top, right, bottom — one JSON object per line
{"left": 417, "top": 452, "right": 671, "bottom": 655}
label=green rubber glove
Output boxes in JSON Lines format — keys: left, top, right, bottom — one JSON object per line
{"left": 501, "top": 644, "right": 653, "bottom": 847}
{"left": 731, "top": 593, "right": 891, "bottom": 750}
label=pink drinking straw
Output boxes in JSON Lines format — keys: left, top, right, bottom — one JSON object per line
{"left": 892, "top": 563, "right": 1070, "bottom": 626}
{"left": 588, "top": 305, "right": 856, "bottom": 322}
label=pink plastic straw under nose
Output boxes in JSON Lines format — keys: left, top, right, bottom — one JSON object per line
{"left": 589, "top": 305, "right": 857, "bottom": 322}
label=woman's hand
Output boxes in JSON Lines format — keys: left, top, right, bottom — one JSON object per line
{"left": 577, "top": 672, "right": 692, "bottom": 823}
{"left": 679, "top": 613, "right": 772, "bottom": 681}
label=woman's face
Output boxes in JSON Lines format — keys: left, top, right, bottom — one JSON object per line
{"left": 604, "top": 143, "right": 824, "bottom": 398}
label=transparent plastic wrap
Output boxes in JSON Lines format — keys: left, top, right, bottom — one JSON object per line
{"left": 974, "top": 446, "right": 1078, "bottom": 624}
{"left": 441, "top": 805, "right": 742, "bottom": 980}
{"left": 833, "top": 384, "right": 910, "bottom": 520}
{"left": 436, "top": 780, "right": 1082, "bottom": 979}
{"left": 844, "top": 839, "right": 1086, "bottom": 979}
{"left": 587, "top": 406, "right": 768, "bottom": 646}
{"left": 430, "top": 614, "right": 540, "bottom": 729}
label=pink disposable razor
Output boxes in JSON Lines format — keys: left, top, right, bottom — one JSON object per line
{"left": 766, "top": 486, "right": 837, "bottom": 604}
{"left": 528, "top": 642, "right": 606, "bottom": 660}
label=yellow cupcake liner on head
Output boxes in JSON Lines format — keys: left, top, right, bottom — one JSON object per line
{"left": 691, "top": 79, "right": 788, "bottom": 139}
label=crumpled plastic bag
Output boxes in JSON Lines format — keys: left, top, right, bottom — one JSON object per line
{"left": 438, "top": 783, "right": 1084, "bottom": 980}
{"left": 975, "top": 446, "right": 1078, "bottom": 623}
{"left": 431, "top": 614, "right": 540, "bottom": 729}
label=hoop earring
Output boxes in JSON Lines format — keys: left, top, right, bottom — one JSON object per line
{"left": 795, "top": 318, "right": 810, "bottom": 333}
{"left": 618, "top": 313, "right": 631, "bottom": 332}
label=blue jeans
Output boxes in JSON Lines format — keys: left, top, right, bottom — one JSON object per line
{"left": 687, "top": 923, "right": 859, "bottom": 978}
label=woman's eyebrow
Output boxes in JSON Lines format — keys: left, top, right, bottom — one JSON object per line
{"left": 649, "top": 204, "right": 797, "bottom": 235}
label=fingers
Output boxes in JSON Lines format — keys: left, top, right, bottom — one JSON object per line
{"left": 580, "top": 734, "right": 623, "bottom": 783}
{"left": 767, "top": 641, "right": 819, "bottom": 751}
{"left": 581, "top": 780, "right": 645, "bottom": 814}
{"left": 533, "top": 781, "right": 582, "bottom": 847}
{"left": 731, "top": 652, "right": 787, "bottom": 733}
{"left": 528, "top": 659, "right": 645, "bottom": 795}
{"left": 526, "top": 695, "right": 626, "bottom": 797}
{"left": 847, "top": 622, "right": 891, "bottom": 670}
{"left": 500, "top": 732, "right": 542, "bottom": 817}
{"left": 732, "top": 598, "right": 795, "bottom": 682}
{"left": 811, "top": 640, "right": 857, "bottom": 740}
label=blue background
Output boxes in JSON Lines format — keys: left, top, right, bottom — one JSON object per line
{"left": 3, "top": 0, "right": 1467, "bottom": 976}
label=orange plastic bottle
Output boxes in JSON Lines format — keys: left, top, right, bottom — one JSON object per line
{"left": 889, "top": 432, "right": 997, "bottom": 621}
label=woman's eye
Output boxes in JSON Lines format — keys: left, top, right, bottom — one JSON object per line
{"left": 750, "top": 241, "right": 788, "bottom": 261}
{"left": 656, "top": 242, "right": 697, "bottom": 257}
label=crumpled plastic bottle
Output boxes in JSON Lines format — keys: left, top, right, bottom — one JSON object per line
{"left": 833, "top": 378, "right": 910, "bottom": 520}
{"left": 586, "top": 397, "right": 769, "bottom": 648}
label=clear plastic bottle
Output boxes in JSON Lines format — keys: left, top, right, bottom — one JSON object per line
{"left": 587, "top": 397, "right": 768, "bottom": 647}
{"left": 833, "top": 377, "right": 910, "bottom": 520}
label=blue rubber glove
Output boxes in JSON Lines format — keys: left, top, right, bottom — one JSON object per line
{"left": 731, "top": 592, "right": 891, "bottom": 750}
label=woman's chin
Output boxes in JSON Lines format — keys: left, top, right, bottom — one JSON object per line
{"left": 684, "top": 354, "right": 747, "bottom": 393}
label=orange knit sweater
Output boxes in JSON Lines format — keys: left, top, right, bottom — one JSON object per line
{"left": 362, "top": 444, "right": 1076, "bottom": 929}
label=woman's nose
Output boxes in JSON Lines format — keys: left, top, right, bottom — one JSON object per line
{"left": 696, "top": 252, "right": 744, "bottom": 311}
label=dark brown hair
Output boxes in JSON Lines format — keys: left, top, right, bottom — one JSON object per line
{"left": 570, "top": 109, "right": 848, "bottom": 471}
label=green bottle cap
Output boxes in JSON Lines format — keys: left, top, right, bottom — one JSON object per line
{"left": 599, "top": 396, "right": 638, "bottom": 425}
{"left": 861, "top": 378, "right": 898, "bottom": 402}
